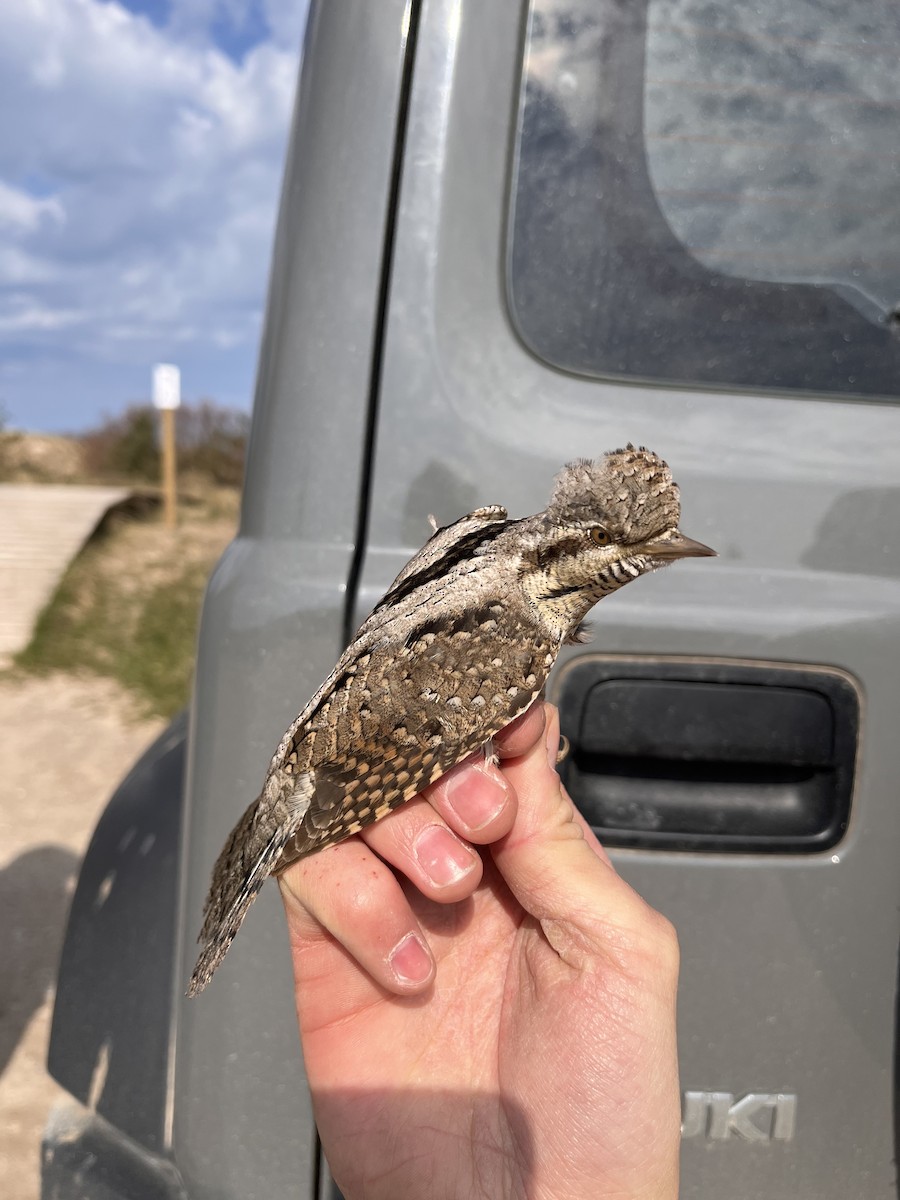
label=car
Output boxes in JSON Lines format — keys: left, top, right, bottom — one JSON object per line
{"left": 43, "top": 1, "right": 900, "bottom": 1196}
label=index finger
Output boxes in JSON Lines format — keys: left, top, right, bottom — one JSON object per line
{"left": 493, "top": 699, "right": 547, "bottom": 759}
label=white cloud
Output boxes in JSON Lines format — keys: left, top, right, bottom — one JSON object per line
{"left": 0, "top": 181, "right": 65, "bottom": 232}
{"left": 0, "top": 0, "right": 306, "bottom": 426}
{"left": 0, "top": 295, "right": 82, "bottom": 333}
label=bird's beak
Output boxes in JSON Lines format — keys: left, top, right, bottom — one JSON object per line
{"left": 640, "top": 530, "right": 717, "bottom": 560}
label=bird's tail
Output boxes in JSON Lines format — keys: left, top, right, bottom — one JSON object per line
{"left": 187, "top": 795, "right": 286, "bottom": 997}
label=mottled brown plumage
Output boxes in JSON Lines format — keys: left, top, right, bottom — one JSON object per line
{"left": 188, "top": 445, "right": 714, "bottom": 995}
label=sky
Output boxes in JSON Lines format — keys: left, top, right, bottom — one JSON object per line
{"left": 0, "top": 0, "right": 308, "bottom": 433}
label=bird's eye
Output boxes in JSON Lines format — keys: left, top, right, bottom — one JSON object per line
{"left": 589, "top": 527, "right": 611, "bottom": 546}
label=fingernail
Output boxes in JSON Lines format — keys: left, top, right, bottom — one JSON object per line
{"left": 415, "top": 824, "right": 477, "bottom": 887}
{"left": 443, "top": 760, "right": 510, "bottom": 831}
{"left": 388, "top": 932, "right": 433, "bottom": 986}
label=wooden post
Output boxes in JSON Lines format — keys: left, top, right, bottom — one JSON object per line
{"left": 161, "top": 406, "right": 177, "bottom": 529}
{"left": 153, "top": 363, "right": 181, "bottom": 530}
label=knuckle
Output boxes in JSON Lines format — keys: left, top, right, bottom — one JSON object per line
{"left": 598, "top": 897, "right": 680, "bottom": 984}
{"left": 637, "top": 906, "right": 680, "bottom": 980}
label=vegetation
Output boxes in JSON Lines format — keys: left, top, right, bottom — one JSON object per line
{"left": 1, "top": 400, "right": 250, "bottom": 488}
{"left": 10, "top": 402, "right": 246, "bottom": 715}
{"left": 176, "top": 402, "right": 250, "bottom": 487}
{"left": 79, "top": 400, "right": 250, "bottom": 487}
{"left": 15, "top": 490, "right": 239, "bottom": 717}
{"left": 79, "top": 404, "right": 160, "bottom": 481}
{"left": 0, "top": 403, "right": 18, "bottom": 481}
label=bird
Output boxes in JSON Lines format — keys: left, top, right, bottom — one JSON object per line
{"left": 188, "top": 444, "right": 714, "bottom": 995}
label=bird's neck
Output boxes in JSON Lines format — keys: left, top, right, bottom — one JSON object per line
{"left": 518, "top": 565, "right": 620, "bottom": 643}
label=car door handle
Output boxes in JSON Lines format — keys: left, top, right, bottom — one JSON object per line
{"left": 556, "top": 660, "right": 859, "bottom": 853}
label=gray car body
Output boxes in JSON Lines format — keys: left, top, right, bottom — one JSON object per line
{"left": 45, "top": 2, "right": 900, "bottom": 1198}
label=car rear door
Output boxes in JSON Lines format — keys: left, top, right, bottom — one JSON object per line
{"left": 350, "top": 1, "right": 900, "bottom": 1197}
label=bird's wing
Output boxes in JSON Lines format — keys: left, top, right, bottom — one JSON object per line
{"left": 369, "top": 506, "right": 508, "bottom": 617}
{"left": 273, "top": 599, "right": 556, "bottom": 870}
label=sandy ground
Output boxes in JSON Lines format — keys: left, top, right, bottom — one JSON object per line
{"left": 0, "top": 672, "right": 164, "bottom": 1200}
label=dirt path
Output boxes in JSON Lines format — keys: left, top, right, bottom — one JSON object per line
{"left": 0, "top": 672, "right": 165, "bottom": 1200}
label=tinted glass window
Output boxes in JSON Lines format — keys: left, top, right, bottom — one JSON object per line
{"left": 508, "top": 0, "right": 900, "bottom": 398}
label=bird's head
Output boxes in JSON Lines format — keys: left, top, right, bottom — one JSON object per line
{"left": 520, "top": 445, "right": 715, "bottom": 636}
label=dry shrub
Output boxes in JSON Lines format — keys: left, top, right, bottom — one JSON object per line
{"left": 178, "top": 401, "right": 250, "bottom": 487}
{"left": 80, "top": 405, "right": 159, "bottom": 482}
{"left": 78, "top": 401, "right": 249, "bottom": 487}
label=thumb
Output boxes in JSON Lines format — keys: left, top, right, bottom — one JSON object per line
{"left": 492, "top": 704, "right": 677, "bottom": 975}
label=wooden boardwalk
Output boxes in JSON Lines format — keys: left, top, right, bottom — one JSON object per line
{"left": 0, "top": 484, "right": 130, "bottom": 664}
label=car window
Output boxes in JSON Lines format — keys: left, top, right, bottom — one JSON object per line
{"left": 508, "top": 0, "right": 900, "bottom": 399}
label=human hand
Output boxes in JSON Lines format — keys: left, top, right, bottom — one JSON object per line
{"left": 279, "top": 702, "right": 681, "bottom": 1200}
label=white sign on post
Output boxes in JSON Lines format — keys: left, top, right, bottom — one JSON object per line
{"left": 152, "top": 363, "right": 181, "bottom": 410}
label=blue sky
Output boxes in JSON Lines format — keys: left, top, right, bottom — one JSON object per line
{"left": 0, "top": 0, "right": 308, "bottom": 432}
